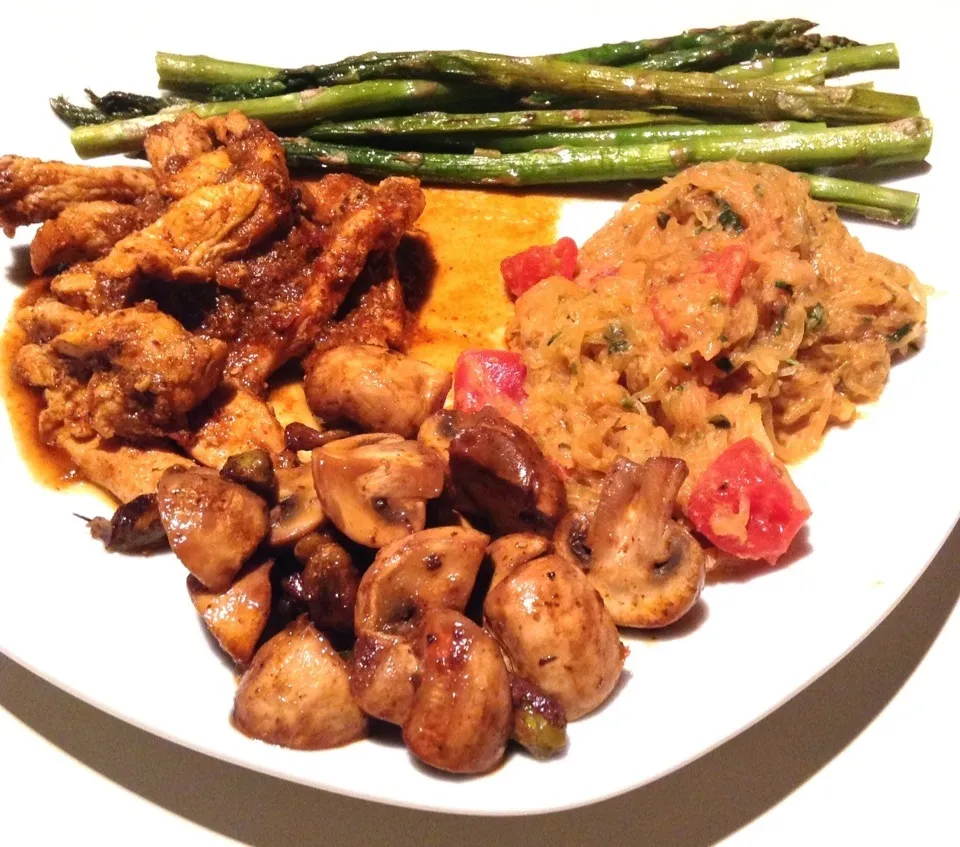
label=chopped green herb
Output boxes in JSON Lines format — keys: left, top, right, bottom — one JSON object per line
{"left": 603, "top": 323, "right": 631, "bottom": 354}
{"left": 673, "top": 383, "right": 685, "bottom": 392}
{"left": 716, "top": 199, "right": 745, "bottom": 234}
{"left": 714, "top": 356, "right": 734, "bottom": 373}
{"left": 784, "top": 357, "right": 799, "bottom": 366}
{"left": 558, "top": 442, "right": 571, "bottom": 450}
{"left": 620, "top": 397, "right": 639, "bottom": 412}
{"left": 772, "top": 320, "right": 784, "bottom": 337}
{"left": 708, "top": 414, "right": 732, "bottom": 429}
{"left": 547, "top": 330, "right": 562, "bottom": 346}
{"left": 719, "top": 334, "right": 729, "bottom": 343}
{"left": 774, "top": 280, "right": 794, "bottom": 295}
{"left": 656, "top": 211, "right": 670, "bottom": 230}
{"left": 805, "top": 303, "right": 826, "bottom": 332}
{"left": 862, "top": 315, "right": 874, "bottom": 323}
{"left": 709, "top": 293, "right": 724, "bottom": 307}
{"left": 887, "top": 322, "right": 914, "bottom": 343}
{"left": 753, "top": 184, "right": 764, "bottom": 197}
{"left": 569, "top": 361, "right": 579, "bottom": 375}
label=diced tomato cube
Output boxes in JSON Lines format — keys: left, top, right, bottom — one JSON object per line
{"left": 698, "top": 245, "right": 751, "bottom": 304}
{"left": 453, "top": 349, "right": 527, "bottom": 422}
{"left": 500, "top": 237, "right": 578, "bottom": 299}
{"left": 686, "top": 438, "right": 811, "bottom": 565}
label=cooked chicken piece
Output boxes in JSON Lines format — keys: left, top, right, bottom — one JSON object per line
{"left": 157, "top": 465, "right": 269, "bottom": 591}
{"left": 15, "top": 298, "right": 90, "bottom": 343}
{"left": 305, "top": 344, "right": 451, "bottom": 439}
{"left": 267, "top": 379, "right": 319, "bottom": 433}
{"left": 144, "top": 112, "right": 222, "bottom": 198}
{"left": 188, "top": 559, "right": 273, "bottom": 664}
{"left": 0, "top": 155, "right": 155, "bottom": 236}
{"left": 30, "top": 198, "right": 164, "bottom": 275}
{"left": 217, "top": 176, "right": 423, "bottom": 392}
{"left": 174, "top": 386, "right": 285, "bottom": 469}
{"left": 403, "top": 609, "right": 512, "bottom": 774}
{"left": 24, "top": 303, "right": 227, "bottom": 440}
{"left": 304, "top": 253, "right": 408, "bottom": 364}
{"left": 56, "top": 434, "right": 195, "bottom": 502}
{"left": 234, "top": 616, "right": 368, "bottom": 749}
{"left": 50, "top": 112, "right": 292, "bottom": 312}
{"left": 484, "top": 554, "right": 625, "bottom": 721}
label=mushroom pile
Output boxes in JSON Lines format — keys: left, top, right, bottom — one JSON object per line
{"left": 85, "top": 342, "right": 707, "bottom": 775}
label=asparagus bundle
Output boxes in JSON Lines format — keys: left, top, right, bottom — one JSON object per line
{"left": 45, "top": 19, "right": 932, "bottom": 224}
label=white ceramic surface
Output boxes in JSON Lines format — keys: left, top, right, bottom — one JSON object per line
{"left": 1, "top": 0, "right": 957, "bottom": 816}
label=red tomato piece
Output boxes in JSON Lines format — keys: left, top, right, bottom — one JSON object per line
{"left": 686, "top": 438, "right": 811, "bottom": 565}
{"left": 500, "top": 237, "right": 578, "bottom": 299}
{"left": 698, "top": 245, "right": 751, "bottom": 304}
{"left": 453, "top": 350, "right": 527, "bottom": 421}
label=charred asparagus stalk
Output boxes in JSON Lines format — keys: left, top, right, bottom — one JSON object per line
{"left": 69, "top": 80, "right": 485, "bottom": 157}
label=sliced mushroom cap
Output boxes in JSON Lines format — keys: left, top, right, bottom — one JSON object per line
{"left": 354, "top": 525, "right": 490, "bottom": 637}
{"left": 417, "top": 409, "right": 465, "bottom": 470}
{"left": 486, "top": 532, "right": 552, "bottom": 590}
{"left": 188, "top": 559, "right": 273, "bottom": 664}
{"left": 305, "top": 344, "right": 452, "bottom": 439}
{"left": 351, "top": 632, "right": 421, "bottom": 725}
{"left": 484, "top": 554, "right": 625, "bottom": 721}
{"left": 233, "top": 616, "right": 367, "bottom": 750}
{"left": 448, "top": 410, "right": 567, "bottom": 536}
{"left": 312, "top": 433, "right": 444, "bottom": 548}
{"left": 403, "top": 609, "right": 512, "bottom": 774}
{"left": 269, "top": 464, "right": 326, "bottom": 547}
{"left": 290, "top": 532, "right": 359, "bottom": 632}
{"left": 587, "top": 456, "right": 706, "bottom": 629}
{"left": 157, "top": 466, "right": 269, "bottom": 591}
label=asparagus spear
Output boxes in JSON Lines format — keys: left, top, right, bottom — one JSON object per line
{"left": 282, "top": 118, "right": 932, "bottom": 183}
{"left": 620, "top": 33, "right": 860, "bottom": 73}
{"left": 303, "top": 108, "right": 702, "bottom": 140}
{"left": 51, "top": 90, "right": 186, "bottom": 127}
{"left": 549, "top": 18, "right": 817, "bottom": 65}
{"left": 271, "top": 51, "right": 919, "bottom": 124}
{"left": 799, "top": 174, "right": 919, "bottom": 224}
{"left": 479, "top": 121, "right": 828, "bottom": 154}
{"left": 154, "top": 20, "right": 819, "bottom": 100}
{"left": 719, "top": 43, "right": 899, "bottom": 82}
{"left": 69, "top": 80, "right": 484, "bottom": 158}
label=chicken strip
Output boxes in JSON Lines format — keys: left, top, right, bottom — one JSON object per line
{"left": 30, "top": 197, "right": 165, "bottom": 275}
{"left": 17, "top": 302, "right": 227, "bottom": 440}
{"left": 57, "top": 433, "right": 194, "bottom": 502}
{"left": 0, "top": 155, "right": 155, "bottom": 236}
{"left": 173, "top": 386, "right": 285, "bottom": 469}
{"left": 50, "top": 112, "right": 292, "bottom": 312}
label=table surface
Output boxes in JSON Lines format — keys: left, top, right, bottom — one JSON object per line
{"left": 3, "top": 519, "right": 958, "bottom": 846}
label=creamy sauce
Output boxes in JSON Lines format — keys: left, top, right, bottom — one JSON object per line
{"left": 408, "top": 187, "right": 564, "bottom": 371}
{"left": 1, "top": 188, "right": 564, "bottom": 490}
{"left": 1, "top": 279, "right": 79, "bottom": 489}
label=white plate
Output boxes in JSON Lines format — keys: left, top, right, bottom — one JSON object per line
{"left": 1, "top": 0, "right": 958, "bottom": 817}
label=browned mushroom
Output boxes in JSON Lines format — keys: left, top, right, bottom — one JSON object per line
{"left": 305, "top": 344, "right": 452, "bottom": 439}
{"left": 157, "top": 466, "right": 269, "bottom": 591}
{"left": 403, "top": 609, "right": 512, "bottom": 774}
{"left": 417, "top": 409, "right": 465, "bottom": 469}
{"left": 486, "top": 532, "right": 553, "bottom": 589}
{"left": 187, "top": 559, "right": 273, "bottom": 664}
{"left": 350, "top": 525, "right": 488, "bottom": 727}
{"left": 581, "top": 456, "right": 706, "bottom": 629}
{"left": 312, "top": 433, "right": 444, "bottom": 548}
{"left": 448, "top": 410, "right": 567, "bottom": 536}
{"left": 268, "top": 464, "right": 325, "bottom": 547}
{"left": 233, "top": 616, "right": 367, "bottom": 750}
{"left": 354, "top": 525, "right": 490, "bottom": 637}
{"left": 287, "top": 532, "right": 360, "bottom": 632}
{"left": 484, "top": 554, "right": 625, "bottom": 720}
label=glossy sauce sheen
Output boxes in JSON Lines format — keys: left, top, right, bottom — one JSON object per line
{"left": 408, "top": 188, "right": 563, "bottom": 372}
{"left": 1, "top": 280, "right": 78, "bottom": 489}
{"left": 1, "top": 188, "right": 563, "bottom": 489}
